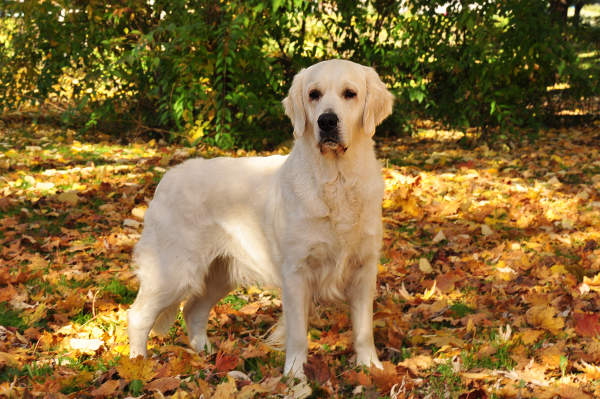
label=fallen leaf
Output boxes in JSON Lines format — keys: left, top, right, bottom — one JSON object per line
{"left": 303, "top": 355, "right": 331, "bottom": 385}
{"left": 143, "top": 377, "right": 181, "bottom": 393}
{"left": 573, "top": 312, "right": 600, "bottom": 337}
{"left": 90, "top": 380, "right": 120, "bottom": 397}
{"left": 57, "top": 190, "right": 79, "bottom": 204}
{"left": 398, "top": 355, "right": 434, "bottom": 376}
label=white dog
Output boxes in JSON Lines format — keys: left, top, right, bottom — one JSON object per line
{"left": 128, "top": 59, "right": 394, "bottom": 377}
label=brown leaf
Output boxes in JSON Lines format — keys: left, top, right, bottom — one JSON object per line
{"left": 143, "top": 377, "right": 181, "bottom": 393}
{"left": 23, "top": 326, "right": 42, "bottom": 341}
{"left": 90, "top": 380, "right": 120, "bottom": 397}
{"left": 573, "top": 312, "right": 600, "bottom": 337}
{"left": 303, "top": 355, "right": 331, "bottom": 385}
{"left": 0, "top": 197, "right": 12, "bottom": 212}
{"left": 458, "top": 388, "right": 488, "bottom": 399}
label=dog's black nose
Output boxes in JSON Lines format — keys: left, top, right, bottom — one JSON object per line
{"left": 318, "top": 113, "right": 339, "bottom": 132}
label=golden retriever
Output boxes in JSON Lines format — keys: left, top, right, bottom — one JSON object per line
{"left": 128, "top": 59, "right": 394, "bottom": 378}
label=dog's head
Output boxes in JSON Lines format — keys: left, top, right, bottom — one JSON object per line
{"left": 283, "top": 60, "right": 394, "bottom": 156}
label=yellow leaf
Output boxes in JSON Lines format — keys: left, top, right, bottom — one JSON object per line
{"left": 382, "top": 199, "right": 394, "bottom": 209}
{"left": 466, "top": 317, "right": 476, "bottom": 333}
{"left": 551, "top": 264, "right": 567, "bottom": 275}
{"left": 237, "top": 383, "right": 268, "bottom": 399}
{"left": 525, "top": 306, "right": 564, "bottom": 334}
{"left": 213, "top": 375, "right": 237, "bottom": 399}
{"left": 423, "top": 280, "right": 437, "bottom": 299}
{"left": 4, "top": 149, "right": 18, "bottom": 158}
{"left": 520, "top": 329, "right": 544, "bottom": 345}
{"left": 115, "top": 356, "right": 156, "bottom": 383}
{"left": 487, "top": 168, "right": 498, "bottom": 174}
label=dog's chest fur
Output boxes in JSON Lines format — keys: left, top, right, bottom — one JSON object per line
{"left": 300, "top": 169, "right": 382, "bottom": 302}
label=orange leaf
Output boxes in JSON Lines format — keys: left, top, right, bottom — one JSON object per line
{"left": 241, "top": 344, "right": 269, "bottom": 359}
{"left": 239, "top": 302, "right": 260, "bottom": 315}
{"left": 369, "top": 361, "right": 400, "bottom": 393}
{"left": 346, "top": 370, "right": 372, "bottom": 387}
{"left": 0, "top": 284, "right": 17, "bottom": 302}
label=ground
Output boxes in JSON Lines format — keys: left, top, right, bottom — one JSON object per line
{"left": 0, "top": 121, "right": 599, "bottom": 399}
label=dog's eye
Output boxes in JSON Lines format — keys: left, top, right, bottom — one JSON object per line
{"left": 343, "top": 90, "right": 356, "bottom": 99}
{"left": 309, "top": 90, "right": 321, "bottom": 101}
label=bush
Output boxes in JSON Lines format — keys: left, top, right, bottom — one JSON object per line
{"left": 0, "top": 0, "right": 597, "bottom": 148}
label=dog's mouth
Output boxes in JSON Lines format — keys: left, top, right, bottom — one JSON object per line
{"left": 318, "top": 137, "right": 347, "bottom": 155}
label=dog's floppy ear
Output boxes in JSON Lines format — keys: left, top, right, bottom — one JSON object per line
{"left": 363, "top": 67, "right": 394, "bottom": 137}
{"left": 283, "top": 69, "right": 307, "bottom": 139}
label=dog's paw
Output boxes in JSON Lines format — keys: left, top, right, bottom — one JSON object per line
{"left": 355, "top": 354, "right": 383, "bottom": 370}
{"left": 189, "top": 336, "right": 216, "bottom": 355}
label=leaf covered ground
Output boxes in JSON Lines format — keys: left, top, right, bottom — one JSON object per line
{"left": 0, "top": 121, "right": 599, "bottom": 399}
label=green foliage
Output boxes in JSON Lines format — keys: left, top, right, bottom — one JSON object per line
{"left": 0, "top": 0, "right": 598, "bottom": 148}
{"left": 391, "top": 0, "right": 599, "bottom": 141}
{"left": 0, "top": 303, "right": 27, "bottom": 331}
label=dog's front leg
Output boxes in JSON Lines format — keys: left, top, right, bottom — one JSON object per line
{"left": 348, "top": 256, "right": 383, "bottom": 369}
{"left": 282, "top": 265, "right": 310, "bottom": 379}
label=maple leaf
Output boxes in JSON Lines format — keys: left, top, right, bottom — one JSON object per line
{"left": 0, "top": 197, "right": 11, "bottom": 212}
{"left": 143, "top": 377, "right": 181, "bottom": 393}
{"left": 303, "top": 355, "right": 331, "bottom": 385}
{"left": 237, "top": 383, "right": 268, "bottom": 399}
{"left": 458, "top": 388, "right": 488, "bottom": 399}
{"left": 397, "top": 355, "right": 434, "bottom": 376}
{"left": 525, "top": 306, "right": 565, "bottom": 334}
{"left": 346, "top": 370, "right": 372, "bottom": 387}
{"left": 369, "top": 361, "right": 400, "bottom": 393}
{"left": 212, "top": 376, "right": 238, "bottom": 399}
{"left": 241, "top": 343, "right": 270, "bottom": 359}
{"left": 0, "top": 284, "right": 17, "bottom": 302}
{"left": 214, "top": 351, "right": 239, "bottom": 374}
{"left": 573, "top": 312, "right": 600, "bottom": 337}
{"left": 90, "top": 380, "right": 120, "bottom": 397}
{"left": 115, "top": 356, "right": 156, "bottom": 383}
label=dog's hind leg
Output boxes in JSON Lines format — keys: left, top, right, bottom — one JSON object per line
{"left": 183, "top": 256, "right": 233, "bottom": 355}
{"left": 128, "top": 286, "right": 183, "bottom": 358}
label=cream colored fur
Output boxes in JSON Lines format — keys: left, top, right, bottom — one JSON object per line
{"left": 127, "top": 59, "right": 394, "bottom": 378}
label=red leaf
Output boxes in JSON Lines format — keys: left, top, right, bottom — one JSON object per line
{"left": 214, "top": 351, "right": 239, "bottom": 374}
{"left": 573, "top": 312, "right": 600, "bottom": 337}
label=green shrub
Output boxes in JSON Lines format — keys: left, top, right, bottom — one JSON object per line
{"left": 0, "top": 0, "right": 597, "bottom": 148}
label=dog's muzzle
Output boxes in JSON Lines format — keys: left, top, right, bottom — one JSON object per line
{"left": 317, "top": 113, "right": 347, "bottom": 155}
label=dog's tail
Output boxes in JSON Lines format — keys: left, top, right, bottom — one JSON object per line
{"left": 263, "top": 314, "right": 286, "bottom": 351}
{"left": 151, "top": 302, "right": 180, "bottom": 336}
